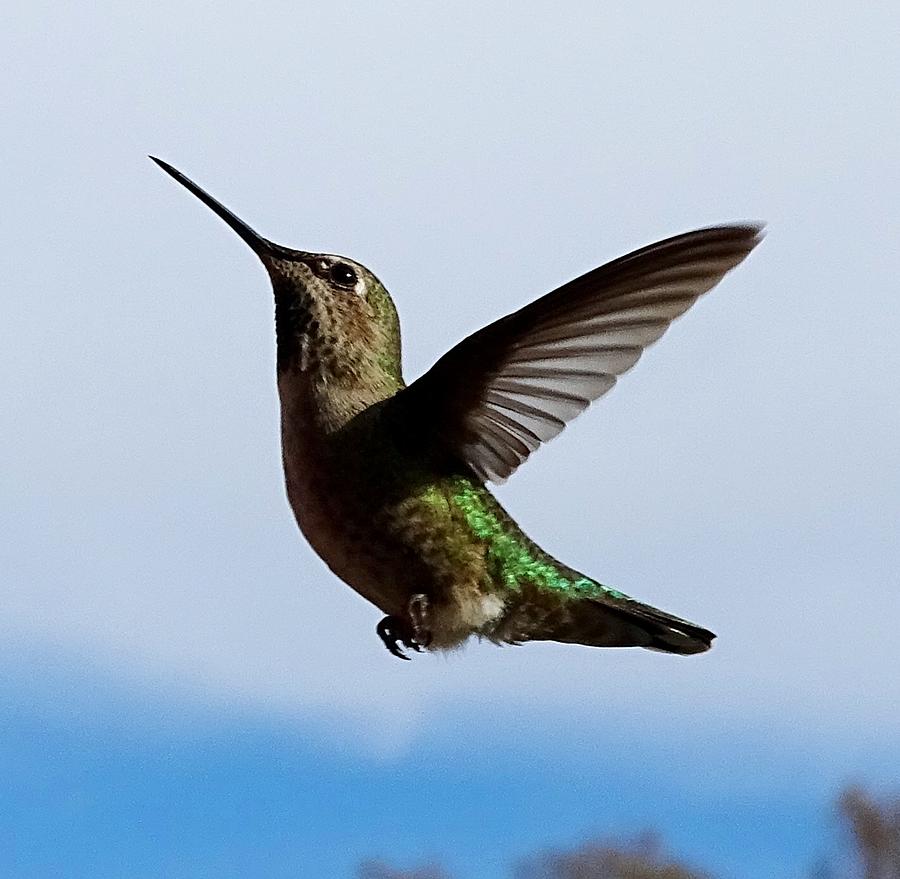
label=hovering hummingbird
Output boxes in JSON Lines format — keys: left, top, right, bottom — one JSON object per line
{"left": 152, "top": 157, "right": 763, "bottom": 660}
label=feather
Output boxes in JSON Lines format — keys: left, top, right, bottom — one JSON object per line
{"left": 393, "top": 224, "right": 764, "bottom": 482}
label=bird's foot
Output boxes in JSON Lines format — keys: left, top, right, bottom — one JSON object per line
{"left": 376, "top": 615, "right": 417, "bottom": 660}
{"left": 376, "top": 594, "right": 433, "bottom": 660}
{"left": 408, "top": 593, "right": 433, "bottom": 648}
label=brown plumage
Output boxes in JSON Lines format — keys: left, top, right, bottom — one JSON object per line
{"left": 152, "top": 156, "right": 763, "bottom": 660}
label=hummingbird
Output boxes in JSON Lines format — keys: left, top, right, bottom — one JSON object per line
{"left": 152, "top": 157, "right": 763, "bottom": 660}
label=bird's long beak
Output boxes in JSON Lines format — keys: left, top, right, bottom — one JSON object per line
{"left": 150, "top": 157, "right": 291, "bottom": 262}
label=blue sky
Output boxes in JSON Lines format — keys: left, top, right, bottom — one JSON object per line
{"left": 6, "top": 643, "right": 896, "bottom": 879}
{"left": 3, "top": 2, "right": 899, "bottom": 877}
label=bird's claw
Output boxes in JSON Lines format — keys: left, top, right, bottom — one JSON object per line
{"left": 376, "top": 594, "right": 433, "bottom": 660}
{"left": 376, "top": 616, "right": 413, "bottom": 660}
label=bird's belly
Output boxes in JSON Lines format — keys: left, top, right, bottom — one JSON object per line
{"left": 277, "top": 398, "right": 507, "bottom": 647}
{"left": 284, "top": 468, "right": 406, "bottom": 616}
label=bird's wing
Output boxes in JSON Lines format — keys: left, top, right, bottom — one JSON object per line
{"left": 391, "top": 224, "right": 764, "bottom": 484}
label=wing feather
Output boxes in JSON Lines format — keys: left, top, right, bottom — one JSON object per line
{"left": 393, "top": 224, "right": 764, "bottom": 483}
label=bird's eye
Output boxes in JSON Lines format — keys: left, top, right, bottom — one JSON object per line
{"left": 328, "top": 262, "right": 358, "bottom": 288}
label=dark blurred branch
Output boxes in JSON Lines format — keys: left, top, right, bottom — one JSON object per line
{"left": 838, "top": 787, "right": 900, "bottom": 879}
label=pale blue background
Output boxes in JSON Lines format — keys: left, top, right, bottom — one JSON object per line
{"left": 3, "top": 2, "right": 898, "bottom": 877}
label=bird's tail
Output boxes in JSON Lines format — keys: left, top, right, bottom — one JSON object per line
{"left": 549, "top": 591, "right": 715, "bottom": 655}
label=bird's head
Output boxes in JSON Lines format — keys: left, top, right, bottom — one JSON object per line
{"left": 151, "top": 158, "right": 402, "bottom": 390}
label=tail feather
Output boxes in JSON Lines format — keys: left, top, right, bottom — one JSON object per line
{"left": 551, "top": 594, "right": 715, "bottom": 655}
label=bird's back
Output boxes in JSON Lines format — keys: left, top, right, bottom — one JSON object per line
{"left": 418, "top": 477, "right": 714, "bottom": 653}
{"left": 320, "top": 443, "right": 716, "bottom": 654}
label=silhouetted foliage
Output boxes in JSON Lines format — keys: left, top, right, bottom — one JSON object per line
{"left": 359, "top": 787, "right": 900, "bottom": 879}
{"left": 358, "top": 859, "right": 453, "bottom": 879}
{"left": 515, "top": 832, "right": 709, "bottom": 879}
{"left": 837, "top": 787, "right": 900, "bottom": 879}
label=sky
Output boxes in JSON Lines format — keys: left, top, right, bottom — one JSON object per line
{"left": 2, "top": 2, "right": 899, "bottom": 877}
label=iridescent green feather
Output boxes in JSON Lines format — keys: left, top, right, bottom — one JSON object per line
{"left": 448, "top": 478, "right": 626, "bottom": 600}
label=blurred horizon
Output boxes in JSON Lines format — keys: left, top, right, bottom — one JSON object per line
{"left": 6, "top": 642, "right": 898, "bottom": 878}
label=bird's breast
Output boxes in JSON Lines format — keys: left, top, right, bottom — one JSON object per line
{"left": 277, "top": 382, "right": 409, "bottom": 616}
{"left": 276, "top": 374, "right": 516, "bottom": 646}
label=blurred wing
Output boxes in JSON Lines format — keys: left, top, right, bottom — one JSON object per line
{"left": 395, "top": 224, "right": 764, "bottom": 483}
